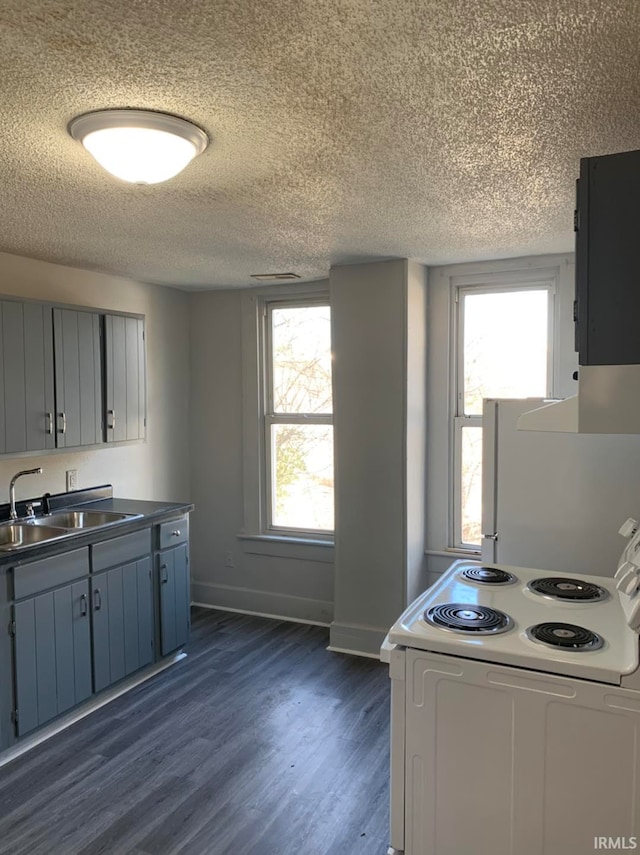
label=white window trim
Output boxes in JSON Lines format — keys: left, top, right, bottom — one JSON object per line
{"left": 263, "top": 298, "right": 333, "bottom": 538}
{"left": 452, "top": 414, "right": 483, "bottom": 550}
{"left": 241, "top": 281, "right": 334, "bottom": 546}
{"left": 450, "top": 273, "right": 557, "bottom": 550}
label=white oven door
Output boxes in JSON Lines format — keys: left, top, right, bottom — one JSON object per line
{"left": 404, "top": 648, "right": 640, "bottom": 855}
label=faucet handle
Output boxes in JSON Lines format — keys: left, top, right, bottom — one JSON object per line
{"left": 24, "top": 501, "right": 41, "bottom": 519}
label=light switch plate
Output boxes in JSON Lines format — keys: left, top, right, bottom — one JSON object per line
{"left": 66, "top": 469, "right": 78, "bottom": 491}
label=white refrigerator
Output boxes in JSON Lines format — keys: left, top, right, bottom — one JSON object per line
{"left": 481, "top": 398, "right": 640, "bottom": 576}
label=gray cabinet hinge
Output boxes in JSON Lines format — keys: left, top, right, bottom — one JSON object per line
{"left": 8, "top": 620, "right": 15, "bottom": 637}
{"left": 12, "top": 708, "right": 18, "bottom": 724}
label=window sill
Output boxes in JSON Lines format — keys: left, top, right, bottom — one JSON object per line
{"left": 237, "top": 533, "right": 334, "bottom": 564}
{"left": 425, "top": 548, "right": 481, "bottom": 559}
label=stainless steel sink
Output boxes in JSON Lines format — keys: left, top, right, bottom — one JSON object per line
{"left": 0, "top": 524, "right": 68, "bottom": 550}
{"left": 33, "top": 510, "right": 138, "bottom": 529}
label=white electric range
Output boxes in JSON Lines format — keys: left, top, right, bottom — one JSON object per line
{"left": 382, "top": 519, "right": 640, "bottom": 855}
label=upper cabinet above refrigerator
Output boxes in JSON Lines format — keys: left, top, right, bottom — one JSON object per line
{"left": 575, "top": 147, "right": 640, "bottom": 366}
{"left": 519, "top": 147, "right": 640, "bottom": 433}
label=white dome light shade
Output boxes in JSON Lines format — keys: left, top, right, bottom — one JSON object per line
{"left": 69, "top": 109, "right": 208, "bottom": 184}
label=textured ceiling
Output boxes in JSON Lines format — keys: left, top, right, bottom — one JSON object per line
{"left": 1, "top": 0, "right": 639, "bottom": 289}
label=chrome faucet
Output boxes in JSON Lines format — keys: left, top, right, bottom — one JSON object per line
{"left": 9, "top": 468, "right": 43, "bottom": 520}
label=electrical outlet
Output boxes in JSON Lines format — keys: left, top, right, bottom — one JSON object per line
{"left": 66, "top": 469, "right": 78, "bottom": 491}
{"left": 224, "top": 551, "right": 235, "bottom": 568}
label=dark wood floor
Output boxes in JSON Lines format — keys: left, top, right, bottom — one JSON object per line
{"left": 0, "top": 608, "right": 391, "bottom": 855}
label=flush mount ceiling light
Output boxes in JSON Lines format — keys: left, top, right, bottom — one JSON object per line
{"left": 69, "top": 109, "right": 208, "bottom": 184}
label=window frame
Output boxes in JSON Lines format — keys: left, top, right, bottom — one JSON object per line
{"left": 261, "top": 298, "right": 334, "bottom": 539}
{"left": 451, "top": 278, "right": 556, "bottom": 550}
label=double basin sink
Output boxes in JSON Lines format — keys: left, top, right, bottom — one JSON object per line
{"left": 0, "top": 511, "right": 141, "bottom": 552}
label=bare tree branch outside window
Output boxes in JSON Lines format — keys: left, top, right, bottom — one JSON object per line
{"left": 269, "top": 305, "right": 333, "bottom": 531}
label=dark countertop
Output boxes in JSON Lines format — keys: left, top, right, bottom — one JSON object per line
{"left": 73, "top": 496, "right": 193, "bottom": 520}
{"left": 0, "top": 485, "right": 193, "bottom": 568}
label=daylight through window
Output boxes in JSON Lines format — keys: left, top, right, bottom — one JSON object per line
{"left": 265, "top": 302, "right": 334, "bottom": 534}
{"left": 455, "top": 285, "right": 552, "bottom": 548}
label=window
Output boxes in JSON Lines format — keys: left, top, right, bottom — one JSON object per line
{"left": 262, "top": 300, "right": 334, "bottom": 536}
{"left": 453, "top": 284, "right": 554, "bottom": 548}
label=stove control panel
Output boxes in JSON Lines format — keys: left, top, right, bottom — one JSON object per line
{"left": 617, "top": 518, "right": 640, "bottom": 629}
{"left": 619, "top": 518, "right": 639, "bottom": 539}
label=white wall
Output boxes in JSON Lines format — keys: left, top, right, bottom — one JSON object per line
{"left": 330, "top": 259, "right": 427, "bottom": 655}
{"left": 188, "top": 288, "right": 334, "bottom": 624}
{"left": 405, "top": 260, "right": 428, "bottom": 606}
{"left": 0, "top": 250, "right": 190, "bottom": 505}
{"left": 425, "top": 254, "right": 577, "bottom": 577}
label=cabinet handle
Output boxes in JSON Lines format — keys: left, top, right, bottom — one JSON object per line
{"left": 160, "top": 564, "right": 168, "bottom": 584}
{"left": 45, "top": 412, "right": 53, "bottom": 435}
{"left": 94, "top": 588, "right": 102, "bottom": 611}
{"left": 80, "top": 593, "right": 88, "bottom": 616}
{"left": 58, "top": 412, "right": 66, "bottom": 435}
{"left": 171, "top": 530, "right": 181, "bottom": 537}
{"left": 107, "top": 409, "right": 116, "bottom": 430}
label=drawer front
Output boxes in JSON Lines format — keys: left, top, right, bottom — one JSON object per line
{"left": 92, "top": 528, "right": 151, "bottom": 573}
{"left": 13, "top": 547, "right": 89, "bottom": 600}
{"left": 159, "top": 517, "right": 189, "bottom": 550}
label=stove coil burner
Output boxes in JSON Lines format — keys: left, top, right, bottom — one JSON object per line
{"left": 527, "top": 577, "right": 608, "bottom": 602}
{"left": 527, "top": 622, "right": 604, "bottom": 651}
{"left": 460, "top": 566, "right": 517, "bottom": 585}
{"left": 425, "top": 603, "right": 513, "bottom": 635}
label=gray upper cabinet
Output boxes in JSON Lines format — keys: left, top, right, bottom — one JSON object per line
{"left": 53, "top": 308, "right": 103, "bottom": 448}
{"left": 0, "top": 298, "right": 145, "bottom": 455}
{"left": 575, "top": 148, "right": 640, "bottom": 365}
{"left": 0, "top": 301, "right": 55, "bottom": 454}
{"left": 105, "top": 314, "right": 146, "bottom": 442}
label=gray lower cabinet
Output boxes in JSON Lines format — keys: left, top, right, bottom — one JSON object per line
{"left": 13, "top": 579, "right": 92, "bottom": 736}
{"left": 158, "top": 544, "right": 190, "bottom": 656}
{"left": 92, "top": 558, "right": 154, "bottom": 693}
{"left": 6, "top": 515, "right": 189, "bottom": 746}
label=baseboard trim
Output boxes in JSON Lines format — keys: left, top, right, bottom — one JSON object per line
{"left": 191, "top": 580, "right": 333, "bottom": 625}
{"left": 326, "top": 645, "right": 381, "bottom": 660}
{"left": 192, "top": 601, "right": 331, "bottom": 628}
{"left": 0, "top": 652, "right": 186, "bottom": 768}
{"left": 329, "top": 621, "right": 388, "bottom": 657}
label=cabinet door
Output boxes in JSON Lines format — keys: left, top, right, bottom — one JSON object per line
{"left": 92, "top": 558, "right": 153, "bottom": 693}
{"left": 575, "top": 149, "right": 640, "bottom": 365}
{"left": 104, "top": 314, "right": 146, "bottom": 442}
{"left": 13, "top": 580, "right": 91, "bottom": 736}
{"left": 53, "top": 308, "right": 102, "bottom": 448}
{"left": 158, "top": 544, "right": 190, "bottom": 656}
{"left": 0, "top": 301, "right": 55, "bottom": 453}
